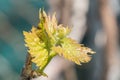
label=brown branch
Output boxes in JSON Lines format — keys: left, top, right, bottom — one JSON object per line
{"left": 20, "top": 53, "right": 33, "bottom": 80}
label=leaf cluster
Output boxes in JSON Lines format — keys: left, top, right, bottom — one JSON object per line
{"left": 23, "top": 10, "right": 95, "bottom": 76}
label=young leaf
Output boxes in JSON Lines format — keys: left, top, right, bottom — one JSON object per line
{"left": 52, "top": 38, "right": 95, "bottom": 65}
{"left": 23, "top": 9, "right": 95, "bottom": 77}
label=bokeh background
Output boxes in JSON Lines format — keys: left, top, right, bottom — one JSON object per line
{"left": 0, "top": 0, "right": 120, "bottom": 80}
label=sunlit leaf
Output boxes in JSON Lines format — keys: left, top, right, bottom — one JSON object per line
{"left": 52, "top": 38, "right": 95, "bottom": 65}
{"left": 23, "top": 9, "right": 95, "bottom": 77}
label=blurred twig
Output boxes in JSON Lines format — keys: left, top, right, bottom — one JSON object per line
{"left": 99, "top": 0, "right": 120, "bottom": 80}
{"left": 20, "top": 53, "right": 33, "bottom": 80}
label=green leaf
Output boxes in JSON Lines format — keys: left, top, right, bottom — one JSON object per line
{"left": 52, "top": 38, "right": 95, "bottom": 65}
{"left": 23, "top": 9, "right": 95, "bottom": 77}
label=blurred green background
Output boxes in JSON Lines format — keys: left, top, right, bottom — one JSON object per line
{"left": 0, "top": 0, "right": 48, "bottom": 80}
